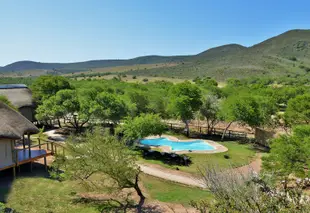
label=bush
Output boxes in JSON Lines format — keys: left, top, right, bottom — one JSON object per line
{"left": 142, "top": 78, "right": 149, "bottom": 82}
{"left": 289, "top": 56, "right": 297, "bottom": 61}
{"left": 132, "top": 75, "right": 137, "bottom": 79}
{"left": 224, "top": 154, "right": 230, "bottom": 159}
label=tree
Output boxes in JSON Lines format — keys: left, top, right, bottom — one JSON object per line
{"left": 219, "top": 95, "right": 271, "bottom": 140}
{"left": 51, "top": 128, "right": 146, "bottom": 212}
{"left": 168, "top": 81, "right": 202, "bottom": 136}
{"left": 191, "top": 165, "right": 310, "bottom": 212}
{"left": 36, "top": 89, "right": 94, "bottom": 132}
{"left": 285, "top": 94, "right": 310, "bottom": 125}
{"left": 200, "top": 95, "right": 220, "bottom": 134}
{"left": 93, "top": 91, "right": 128, "bottom": 126}
{"left": 128, "top": 91, "right": 149, "bottom": 115}
{"left": 31, "top": 75, "right": 72, "bottom": 104}
{"left": 263, "top": 125, "right": 310, "bottom": 184}
{"left": 118, "top": 113, "right": 166, "bottom": 143}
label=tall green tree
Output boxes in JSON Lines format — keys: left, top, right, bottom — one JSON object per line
{"left": 128, "top": 91, "right": 149, "bottom": 115}
{"left": 285, "top": 94, "right": 310, "bottom": 125}
{"left": 263, "top": 125, "right": 310, "bottom": 184}
{"left": 168, "top": 81, "right": 202, "bottom": 136}
{"left": 31, "top": 75, "right": 72, "bottom": 103}
{"left": 219, "top": 95, "right": 273, "bottom": 140}
{"left": 36, "top": 89, "right": 93, "bottom": 132}
{"left": 118, "top": 113, "right": 166, "bottom": 143}
{"left": 51, "top": 129, "right": 146, "bottom": 212}
{"left": 200, "top": 95, "right": 220, "bottom": 134}
{"left": 93, "top": 91, "right": 128, "bottom": 124}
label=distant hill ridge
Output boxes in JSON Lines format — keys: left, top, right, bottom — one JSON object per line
{"left": 1, "top": 29, "right": 310, "bottom": 80}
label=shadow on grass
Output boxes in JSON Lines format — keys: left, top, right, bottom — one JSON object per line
{"left": 74, "top": 196, "right": 163, "bottom": 213}
{"left": 136, "top": 147, "right": 192, "bottom": 167}
{"left": 0, "top": 162, "right": 50, "bottom": 203}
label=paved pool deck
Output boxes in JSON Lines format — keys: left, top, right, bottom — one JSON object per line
{"left": 143, "top": 135, "right": 228, "bottom": 154}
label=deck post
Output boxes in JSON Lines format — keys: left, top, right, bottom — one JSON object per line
{"left": 13, "top": 166, "right": 16, "bottom": 178}
{"left": 22, "top": 135, "right": 25, "bottom": 149}
{"left": 38, "top": 138, "right": 41, "bottom": 149}
{"left": 28, "top": 132, "right": 31, "bottom": 158}
{"left": 44, "top": 157, "right": 47, "bottom": 171}
{"left": 51, "top": 142, "right": 54, "bottom": 154}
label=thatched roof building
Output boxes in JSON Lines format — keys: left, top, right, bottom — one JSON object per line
{"left": 0, "top": 84, "right": 36, "bottom": 121}
{"left": 0, "top": 102, "right": 41, "bottom": 173}
{"left": 0, "top": 102, "right": 39, "bottom": 139}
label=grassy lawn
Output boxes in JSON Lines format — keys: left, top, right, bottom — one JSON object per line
{"left": 5, "top": 177, "right": 98, "bottom": 213}
{"left": 2, "top": 174, "right": 212, "bottom": 212}
{"left": 141, "top": 174, "right": 212, "bottom": 206}
{"left": 138, "top": 142, "right": 256, "bottom": 174}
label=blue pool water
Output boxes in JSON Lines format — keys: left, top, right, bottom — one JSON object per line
{"left": 140, "top": 137, "right": 215, "bottom": 151}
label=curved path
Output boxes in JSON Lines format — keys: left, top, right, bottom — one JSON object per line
{"left": 139, "top": 153, "right": 262, "bottom": 188}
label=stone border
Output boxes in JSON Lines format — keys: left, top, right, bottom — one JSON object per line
{"left": 142, "top": 134, "right": 228, "bottom": 154}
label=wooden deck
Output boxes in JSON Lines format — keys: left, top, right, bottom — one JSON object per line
{"left": 17, "top": 149, "right": 52, "bottom": 165}
{"left": 0, "top": 139, "right": 63, "bottom": 173}
{"left": 0, "top": 149, "right": 52, "bottom": 172}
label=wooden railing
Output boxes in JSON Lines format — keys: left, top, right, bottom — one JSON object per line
{"left": 167, "top": 122, "right": 247, "bottom": 139}
{"left": 31, "top": 137, "right": 66, "bottom": 156}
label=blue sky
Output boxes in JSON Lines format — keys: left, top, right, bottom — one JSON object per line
{"left": 0, "top": 0, "right": 309, "bottom": 65}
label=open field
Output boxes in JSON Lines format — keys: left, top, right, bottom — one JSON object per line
{"left": 74, "top": 74, "right": 186, "bottom": 83}
{"left": 0, "top": 63, "right": 179, "bottom": 78}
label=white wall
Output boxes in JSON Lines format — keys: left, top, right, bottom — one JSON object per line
{"left": 0, "top": 139, "right": 14, "bottom": 168}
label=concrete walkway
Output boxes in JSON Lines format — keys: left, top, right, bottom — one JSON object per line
{"left": 44, "top": 129, "right": 67, "bottom": 142}
{"left": 139, "top": 164, "right": 205, "bottom": 188}
{"left": 139, "top": 154, "right": 262, "bottom": 188}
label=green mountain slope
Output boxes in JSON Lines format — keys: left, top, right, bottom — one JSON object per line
{"left": 1, "top": 29, "right": 310, "bottom": 80}
{"left": 0, "top": 55, "right": 189, "bottom": 73}
{"left": 126, "top": 29, "right": 310, "bottom": 80}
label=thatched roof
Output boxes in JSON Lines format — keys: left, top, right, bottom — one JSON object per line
{"left": 0, "top": 102, "right": 39, "bottom": 139}
{"left": 0, "top": 84, "right": 34, "bottom": 108}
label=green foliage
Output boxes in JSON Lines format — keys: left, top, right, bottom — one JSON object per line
{"left": 93, "top": 92, "right": 128, "bottom": 123}
{"left": 192, "top": 165, "right": 310, "bottom": 213}
{"left": 0, "top": 202, "right": 5, "bottom": 213}
{"left": 200, "top": 95, "right": 220, "bottom": 133}
{"left": 220, "top": 94, "right": 274, "bottom": 128}
{"left": 263, "top": 125, "right": 310, "bottom": 179}
{"left": 285, "top": 94, "right": 310, "bottom": 125}
{"left": 128, "top": 91, "right": 149, "bottom": 115}
{"left": 118, "top": 114, "right": 166, "bottom": 142}
{"left": 168, "top": 81, "right": 202, "bottom": 121}
{"left": 31, "top": 75, "right": 72, "bottom": 103}
{"left": 51, "top": 128, "right": 145, "bottom": 209}
{"left": 0, "top": 77, "right": 34, "bottom": 85}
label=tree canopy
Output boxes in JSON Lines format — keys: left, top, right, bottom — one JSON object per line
{"left": 31, "top": 75, "right": 72, "bottom": 103}
{"left": 285, "top": 94, "right": 310, "bottom": 125}
{"left": 118, "top": 113, "right": 166, "bottom": 142}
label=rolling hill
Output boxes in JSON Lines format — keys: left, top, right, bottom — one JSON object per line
{"left": 1, "top": 29, "right": 310, "bottom": 80}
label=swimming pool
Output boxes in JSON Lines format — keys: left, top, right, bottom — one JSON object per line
{"left": 140, "top": 137, "right": 216, "bottom": 151}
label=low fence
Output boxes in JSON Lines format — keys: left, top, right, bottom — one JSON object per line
{"left": 167, "top": 123, "right": 247, "bottom": 140}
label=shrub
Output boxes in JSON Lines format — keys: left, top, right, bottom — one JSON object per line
{"left": 224, "top": 154, "right": 230, "bottom": 159}
{"left": 289, "top": 56, "right": 297, "bottom": 61}
{"left": 142, "top": 78, "right": 148, "bottom": 82}
{"left": 132, "top": 75, "right": 137, "bottom": 79}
